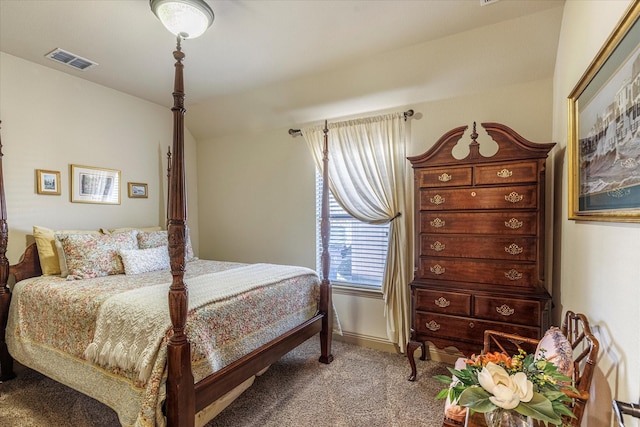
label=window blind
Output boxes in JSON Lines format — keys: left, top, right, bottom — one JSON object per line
{"left": 315, "top": 174, "right": 389, "bottom": 289}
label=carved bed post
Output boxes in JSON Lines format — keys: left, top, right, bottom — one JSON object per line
{"left": 0, "top": 121, "right": 15, "bottom": 381}
{"left": 318, "top": 121, "right": 333, "bottom": 364}
{"left": 165, "top": 37, "right": 195, "bottom": 427}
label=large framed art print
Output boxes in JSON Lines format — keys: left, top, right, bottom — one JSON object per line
{"left": 568, "top": 1, "right": 640, "bottom": 222}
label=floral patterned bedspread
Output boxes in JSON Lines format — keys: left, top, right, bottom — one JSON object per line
{"left": 6, "top": 259, "right": 321, "bottom": 426}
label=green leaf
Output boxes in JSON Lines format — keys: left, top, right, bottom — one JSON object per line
{"left": 514, "top": 393, "right": 561, "bottom": 424}
{"left": 433, "top": 375, "right": 453, "bottom": 385}
{"left": 457, "top": 387, "right": 497, "bottom": 413}
{"left": 435, "top": 388, "right": 450, "bottom": 400}
{"left": 551, "top": 400, "right": 577, "bottom": 418}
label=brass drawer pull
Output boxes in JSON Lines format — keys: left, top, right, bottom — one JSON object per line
{"left": 430, "top": 264, "right": 445, "bottom": 275}
{"left": 430, "top": 241, "right": 445, "bottom": 252}
{"left": 497, "top": 168, "right": 513, "bottom": 178}
{"left": 434, "top": 297, "right": 450, "bottom": 308}
{"left": 438, "top": 173, "right": 452, "bottom": 182}
{"left": 471, "top": 191, "right": 477, "bottom": 197}
{"left": 505, "top": 243, "right": 523, "bottom": 255}
{"left": 504, "top": 269, "right": 523, "bottom": 280}
{"left": 504, "top": 218, "right": 523, "bottom": 229}
{"left": 430, "top": 194, "right": 445, "bottom": 205}
{"left": 496, "top": 304, "right": 515, "bottom": 316}
{"left": 430, "top": 218, "right": 445, "bottom": 228}
{"left": 505, "top": 192, "right": 524, "bottom": 203}
{"left": 469, "top": 322, "right": 475, "bottom": 329}
{"left": 426, "top": 320, "right": 441, "bottom": 331}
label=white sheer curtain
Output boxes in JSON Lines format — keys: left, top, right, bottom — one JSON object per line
{"left": 303, "top": 113, "right": 412, "bottom": 351}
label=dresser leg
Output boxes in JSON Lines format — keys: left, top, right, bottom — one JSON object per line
{"left": 406, "top": 340, "right": 423, "bottom": 381}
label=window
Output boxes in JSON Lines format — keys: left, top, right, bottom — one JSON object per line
{"left": 315, "top": 174, "right": 390, "bottom": 289}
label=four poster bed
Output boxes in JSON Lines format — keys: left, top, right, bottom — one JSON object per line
{"left": 0, "top": 38, "right": 334, "bottom": 427}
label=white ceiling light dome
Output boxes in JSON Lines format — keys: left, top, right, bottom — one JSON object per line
{"left": 150, "top": 0, "right": 214, "bottom": 39}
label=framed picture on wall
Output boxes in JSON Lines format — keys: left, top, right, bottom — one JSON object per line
{"left": 128, "top": 182, "right": 148, "bottom": 198}
{"left": 70, "top": 164, "right": 121, "bottom": 204}
{"left": 568, "top": 2, "right": 640, "bottom": 222}
{"left": 36, "top": 169, "right": 61, "bottom": 195}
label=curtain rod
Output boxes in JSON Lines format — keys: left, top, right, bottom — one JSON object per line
{"left": 288, "top": 109, "right": 414, "bottom": 137}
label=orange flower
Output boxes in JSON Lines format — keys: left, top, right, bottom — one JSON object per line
{"left": 465, "top": 352, "right": 513, "bottom": 368}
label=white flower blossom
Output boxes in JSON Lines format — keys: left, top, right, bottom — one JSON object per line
{"left": 477, "top": 362, "right": 534, "bottom": 410}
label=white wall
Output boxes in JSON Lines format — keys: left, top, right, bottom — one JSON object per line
{"left": 0, "top": 52, "right": 200, "bottom": 263}
{"left": 552, "top": 2, "right": 639, "bottom": 426}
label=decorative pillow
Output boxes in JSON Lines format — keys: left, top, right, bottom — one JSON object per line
{"left": 535, "top": 326, "right": 574, "bottom": 378}
{"left": 55, "top": 231, "right": 138, "bottom": 280}
{"left": 137, "top": 230, "right": 195, "bottom": 261}
{"left": 119, "top": 246, "right": 170, "bottom": 275}
{"left": 101, "top": 226, "right": 162, "bottom": 234}
{"left": 33, "top": 225, "right": 101, "bottom": 276}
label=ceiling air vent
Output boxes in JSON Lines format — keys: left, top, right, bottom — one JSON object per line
{"left": 45, "top": 48, "right": 98, "bottom": 71}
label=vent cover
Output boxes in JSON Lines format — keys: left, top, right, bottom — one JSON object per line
{"left": 45, "top": 48, "right": 98, "bottom": 71}
{"left": 480, "top": 0, "right": 500, "bottom": 5}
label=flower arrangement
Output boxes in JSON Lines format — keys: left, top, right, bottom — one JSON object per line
{"left": 435, "top": 349, "right": 577, "bottom": 426}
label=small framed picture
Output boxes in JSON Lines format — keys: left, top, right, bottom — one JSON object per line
{"left": 36, "top": 169, "right": 61, "bottom": 195}
{"left": 71, "top": 164, "right": 120, "bottom": 204}
{"left": 128, "top": 182, "right": 148, "bottom": 198}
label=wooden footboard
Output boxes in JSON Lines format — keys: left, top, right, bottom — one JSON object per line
{"left": 164, "top": 38, "right": 334, "bottom": 426}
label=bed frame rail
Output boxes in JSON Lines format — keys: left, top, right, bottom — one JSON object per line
{"left": 194, "top": 314, "right": 323, "bottom": 411}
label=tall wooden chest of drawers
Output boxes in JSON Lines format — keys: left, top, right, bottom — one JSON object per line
{"left": 406, "top": 122, "right": 555, "bottom": 381}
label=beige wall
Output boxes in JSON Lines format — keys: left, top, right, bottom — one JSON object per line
{"left": 552, "top": 1, "right": 639, "bottom": 426}
{"left": 0, "top": 52, "right": 200, "bottom": 264}
{"left": 196, "top": 77, "right": 554, "bottom": 352}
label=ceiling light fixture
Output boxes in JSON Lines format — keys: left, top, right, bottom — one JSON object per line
{"left": 150, "top": 0, "right": 214, "bottom": 39}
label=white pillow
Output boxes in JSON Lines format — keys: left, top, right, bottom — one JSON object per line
{"left": 119, "top": 246, "right": 170, "bottom": 275}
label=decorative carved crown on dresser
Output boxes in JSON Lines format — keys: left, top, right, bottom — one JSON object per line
{"left": 406, "top": 122, "right": 555, "bottom": 381}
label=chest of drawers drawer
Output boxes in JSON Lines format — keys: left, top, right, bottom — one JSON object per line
{"left": 475, "top": 162, "right": 538, "bottom": 185}
{"left": 420, "top": 185, "right": 537, "bottom": 210}
{"left": 418, "top": 258, "right": 536, "bottom": 288}
{"left": 473, "top": 295, "right": 542, "bottom": 326}
{"left": 420, "top": 212, "right": 537, "bottom": 235}
{"left": 414, "top": 312, "right": 539, "bottom": 344}
{"left": 420, "top": 235, "right": 536, "bottom": 261}
{"left": 416, "top": 167, "right": 472, "bottom": 188}
{"left": 414, "top": 289, "right": 470, "bottom": 315}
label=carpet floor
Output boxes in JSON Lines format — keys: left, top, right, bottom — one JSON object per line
{"left": 0, "top": 339, "right": 450, "bottom": 426}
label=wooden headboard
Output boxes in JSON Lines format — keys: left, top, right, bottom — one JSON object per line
{"left": 9, "top": 243, "right": 42, "bottom": 283}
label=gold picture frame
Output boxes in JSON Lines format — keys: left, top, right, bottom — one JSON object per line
{"left": 568, "top": 1, "right": 640, "bottom": 222}
{"left": 128, "top": 182, "right": 148, "bottom": 198}
{"left": 36, "top": 169, "right": 61, "bottom": 195}
{"left": 70, "top": 164, "right": 121, "bottom": 205}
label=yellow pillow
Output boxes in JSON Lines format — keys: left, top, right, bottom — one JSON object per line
{"left": 33, "top": 226, "right": 101, "bottom": 276}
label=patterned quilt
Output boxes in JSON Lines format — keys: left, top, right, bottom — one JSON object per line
{"left": 6, "top": 259, "right": 321, "bottom": 426}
